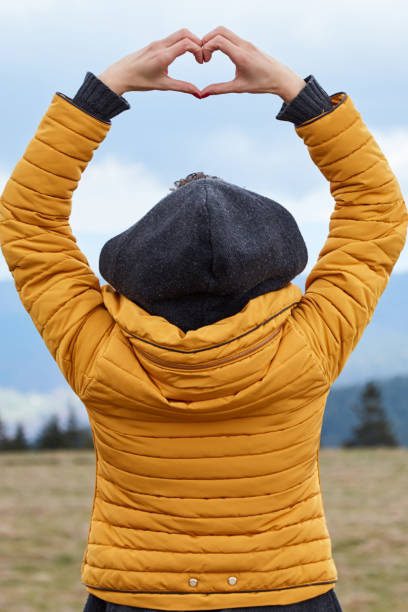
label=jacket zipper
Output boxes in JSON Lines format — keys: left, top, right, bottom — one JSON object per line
{"left": 135, "top": 325, "right": 283, "bottom": 371}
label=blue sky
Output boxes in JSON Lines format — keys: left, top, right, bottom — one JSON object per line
{"left": 1, "top": 0, "right": 407, "bottom": 281}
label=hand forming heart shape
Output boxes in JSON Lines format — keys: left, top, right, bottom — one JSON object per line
{"left": 98, "top": 26, "right": 306, "bottom": 104}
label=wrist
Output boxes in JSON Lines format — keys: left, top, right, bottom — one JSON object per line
{"left": 72, "top": 71, "right": 131, "bottom": 123}
{"left": 277, "top": 75, "right": 307, "bottom": 104}
{"left": 97, "top": 70, "right": 127, "bottom": 97}
{"left": 275, "top": 74, "right": 333, "bottom": 126}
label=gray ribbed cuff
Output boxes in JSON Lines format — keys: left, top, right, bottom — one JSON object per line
{"left": 72, "top": 71, "right": 130, "bottom": 123}
{"left": 275, "top": 75, "right": 333, "bottom": 126}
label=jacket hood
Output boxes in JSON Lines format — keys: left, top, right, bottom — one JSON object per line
{"left": 99, "top": 178, "right": 307, "bottom": 333}
{"left": 101, "top": 281, "right": 303, "bottom": 402}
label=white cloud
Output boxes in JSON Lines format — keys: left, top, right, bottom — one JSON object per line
{"left": 0, "top": 259, "right": 10, "bottom": 281}
{"left": 273, "top": 187, "right": 334, "bottom": 224}
{"left": 372, "top": 127, "right": 408, "bottom": 185}
{"left": 71, "top": 155, "right": 168, "bottom": 233}
{"left": 0, "top": 169, "right": 7, "bottom": 193}
{"left": 0, "top": 387, "right": 86, "bottom": 442}
{"left": 370, "top": 127, "right": 408, "bottom": 272}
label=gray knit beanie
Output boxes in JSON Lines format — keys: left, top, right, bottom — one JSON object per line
{"left": 99, "top": 177, "right": 307, "bottom": 332}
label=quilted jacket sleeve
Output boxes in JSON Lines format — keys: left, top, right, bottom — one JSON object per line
{"left": 0, "top": 93, "right": 114, "bottom": 395}
{"left": 291, "top": 91, "right": 408, "bottom": 385}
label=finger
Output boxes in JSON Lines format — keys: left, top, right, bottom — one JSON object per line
{"left": 166, "top": 38, "right": 203, "bottom": 64}
{"left": 161, "top": 28, "right": 202, "bottom": 49}
{"left": 201, "top": 25, "right": 248, "bottom": 48}
{"left": 202, "top": 46, "right": 212, "bottom": 63}
{"left": 199, "top": 79, "right": 239, "bottom": 96}
{"left": 202, "top": 35, "right": 241, "bottom": 65}
{"left": 162, "top": 76, "right": 201, "bottom": 97}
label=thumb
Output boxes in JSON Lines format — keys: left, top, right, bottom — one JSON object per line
{"left": 162, "top": 76, "right": 201, "bottom": 96}
{"left": 200, "top": 79, "right": 238, "bottom": 97}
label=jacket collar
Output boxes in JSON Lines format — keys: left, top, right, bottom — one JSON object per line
{"left": 102, "top": 283, "right": 302, "bottom": 402}
{"left": 102, "top": 282, "right": 302, "bottom": 361}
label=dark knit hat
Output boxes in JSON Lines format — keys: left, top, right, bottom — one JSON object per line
{"left": 99, "top": 177, "right": 307, "bottom": 332}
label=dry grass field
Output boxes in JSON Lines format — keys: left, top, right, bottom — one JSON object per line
{"left": 0, "top": 448, "right": 407, "bottom": 612}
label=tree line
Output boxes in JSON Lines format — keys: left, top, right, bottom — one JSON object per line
{"left": 0, "top": 381, "right": 400, "bottom": 451}
{"left": 0, "top": 402, "right": 93, "bottom": 451}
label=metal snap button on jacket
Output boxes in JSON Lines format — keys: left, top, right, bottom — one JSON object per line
{"left": 228, "top": 576, "right": 238, "bottom": 585}
{"left": 189, "top": 578, "right": 198, "bottom": 587}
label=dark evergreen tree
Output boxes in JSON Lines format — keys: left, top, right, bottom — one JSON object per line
{"left": 342, "top": 381, "right": 398, "bottom": 447}
{"left": 62, "top": 402, "right": 94, "bottom": 449}
{"left": 63, "top": 402, "right": 83, "bottom": 449}
{"left": 7, "top": 422, "right": 30, "bottom": 451}
{"left": 35, "top": 413, "right": 66, "bottom": 450}
{"left": 0, "top": 414, "right": 10, "bottom": 451}
{"left": 79, "top": 426, "right": 94, "bottom": 449}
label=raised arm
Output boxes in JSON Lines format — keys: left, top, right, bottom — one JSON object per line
{"left": 290, "top": 97, "right": 407, "bottom": 384}
{"left": 0, "top": 30, "right": 205, "bottom": 396}
{"left": 200, "top": 27, "right": 408, "bottom": 385}
{"left": 0, "top": 94, "right": 114, "bottom": 396}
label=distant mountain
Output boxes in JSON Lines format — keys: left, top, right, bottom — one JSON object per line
{"left": 1, "top": 375, "right": 407, "bottom": 447}
{"left": 0, "top": 272, "right": 406, "bottom": 393}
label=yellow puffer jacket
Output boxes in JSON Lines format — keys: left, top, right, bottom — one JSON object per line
{"left": 0, "top": 91, "right": 407, "bottom": 610}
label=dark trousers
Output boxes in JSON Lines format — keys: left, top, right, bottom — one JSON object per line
{"left": 83, "top": 589, "right": 343, "bottom": 612}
